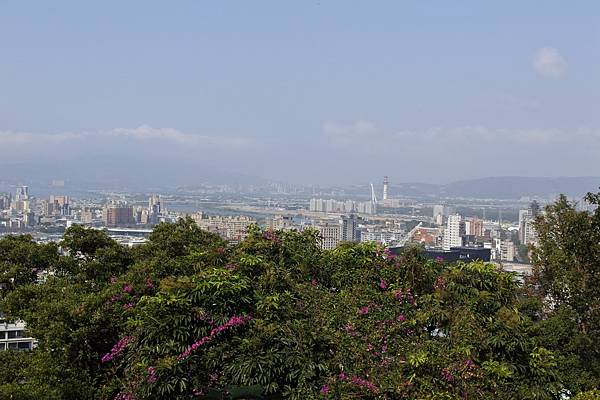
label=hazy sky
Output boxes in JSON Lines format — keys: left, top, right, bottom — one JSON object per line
{"left": 1, "top": 1, "right": 599, "bottom": 185}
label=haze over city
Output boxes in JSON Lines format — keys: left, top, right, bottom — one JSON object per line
{"left": 1, "top": 1, "right": 600, "bottom": 185}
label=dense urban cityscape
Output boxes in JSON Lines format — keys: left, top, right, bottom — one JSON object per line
{"left": 0, "top": 176, "right": 550, "bottom": 354}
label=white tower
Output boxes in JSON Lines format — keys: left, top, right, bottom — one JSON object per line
{"left": 382, "top": 176, "right": 389, "bottom": 200}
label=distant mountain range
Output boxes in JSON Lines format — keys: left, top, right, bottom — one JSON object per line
{"left": 1, "top": 157, "right": 599, "bottom": 201}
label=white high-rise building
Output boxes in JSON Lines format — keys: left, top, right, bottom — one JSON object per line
{"left": 443, "top": 214, "right": 463, "bottom": 250}
{"left": 314, "top": 221, "right": 342, "bottom": 250}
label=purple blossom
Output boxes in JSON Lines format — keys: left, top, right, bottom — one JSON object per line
{"left": 358, "top": 306, "right": 370, "bottom": 315}
{"left": 122, "top": 303, "right": 134, "bottom": 310}
{"left": 441, "top": 368, "right": 454, "bottom": 382}
{"left": 396, "top": 314, "right": 406, "bottom": 322}
{"left": 110, "top": 276, "right": 118, "bottom": 284}
{"left": 350, "top": 375, "right": 379, "bottom": 394}
{"left": 378, "top": 280, "right": 388, "bottom": 290}
{"left": 101, "top": 336, "right": 135, "bottom": 363}
{"left": 434, "top": 276, "right": 446, "bottom": 290}
{"left": 147, "top": 366, "right": 157, "bottom": 383}
{"left": 383, "top": 247, "right": 396, "bottom": 260}
{"left": 320, "top": 385, "right": 330, "bottom": 394}
{"left": 209, "top": 372, "right": 220, "bottom": 387}
{"left": 435, "top": 256, "right": 444, "bottom": 262}
{"left": 464, "top": 358, "right": 475, "bottom": 368}
{"left": 123, "top": 284, "right": 133, "bottom": 293}
{"left": 145, "top": 279, "right": 155, "bottom": 290}
{"left": 338, "top": 372, "right": 347, "bottom": 381}
{"left": 177, "top": 315, "right": 252, "bottom": 360}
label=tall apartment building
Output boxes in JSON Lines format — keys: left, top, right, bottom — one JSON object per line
{"left": 148, "top": 195, "right": 161, "bottom": 225}
{"left": 265, "top": 215, "right": 295, "bottom": 231}
{"left": 314, "top": 221, "right": 342, "bottom": 250}
{"left": 340, "top": 214, "right": 361, "bottom": 242}
{"left": 104, "top": 206, "right": 135, "bottom": 227}
{"left": 519, "top": 201, "right": 540, "bottom": 245}
{"left": 443, "top": 214, "right": 464, "bottom": 250}
{"left": 493, "top": 239, "right": 516, "bottom": 262}
{"left": 44, "top": 195, "right": 70, "bottom": 216}
{"left": 193, "top": 213, "right": 255, "bottom": 243}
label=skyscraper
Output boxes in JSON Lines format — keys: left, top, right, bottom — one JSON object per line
{"left": 340, "top": 214, "right": 361, "bottom": 242}
{"left": 443, "top": 214, "right": 463, "bottom": 250}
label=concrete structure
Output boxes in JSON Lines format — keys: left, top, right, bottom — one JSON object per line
{"left": 340, "top": 214, "right": 361, "bottom": 242}
{"left": 0, "top": 318, "right": 35, "bottom": 352}
{"left": 382, "top": 176, "right": 389, "bottom": 200}
{"left": 265, "top": 215, "right": 296, "bottom": 231}
{"left": 193, "top": 213, "right": 255, "bottom": 243}
{"left": 309, "top": 198, "right": 376, "bottom": 215}
{"left": 314, "top": 221, "right": 341, "bottom": 250}
{"left": 104, "top": 206, "right": 135, "bottom": 227}
{"left": 443, "top": 214, "right": 463, "bottom": 250}
{"left": 519, "top": 201, "right": 540, "bottom": 245}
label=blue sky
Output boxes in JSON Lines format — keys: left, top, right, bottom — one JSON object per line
{"left": 1, "top": 1, "right": 599, "bottom": 184}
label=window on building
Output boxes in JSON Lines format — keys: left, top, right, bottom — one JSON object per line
{"left": 7, "top": 342, "right": 18, "bottom": 350}
{"left": 0, "top": 343, "right": 5, "bottom": 351}
{"left": 17, "top": 342, "right": 31, "bottom": 350}
{"left": 0, "top": 331, "right": 5, "bottom": 340}
{"left": 7, "top": 330, "right": 26, "bottom": 339}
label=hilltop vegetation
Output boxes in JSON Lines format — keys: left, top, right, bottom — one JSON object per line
{"left": 1, "top": 192, "right": 600, "bottom": 399}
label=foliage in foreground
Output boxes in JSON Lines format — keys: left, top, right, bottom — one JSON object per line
{"left": 0, "top": 190, "right": 600, "bottom": 399}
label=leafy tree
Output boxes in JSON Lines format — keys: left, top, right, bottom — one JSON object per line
{"left": 528, "top": 191, "right": 600, "bottom": 392}
{"left": 0, "top": 235, "right": 58, "bottom": 290}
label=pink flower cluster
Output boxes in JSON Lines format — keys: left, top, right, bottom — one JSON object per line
{"left": 341, "top": 323, "right": 357, "bottom": 336}
{"left": 441, "top": 368, "right": 454, "bottom": 382}
{"left": 147, "top": 366, "right": 157, "bottom": 383}
{"left": 262, "top": 230, "right": 281, "bottom": 244}
{"left": 383, "top": 247, "right": 396, "bottom": 260}
{"left": 101, "top": 335, "right": 135, "bottom": 363}
{"left": 393, "top": 288, "right": 416, "bottom": 305}
{"left": 177, "top": 315, "right": 252, "bottom": 361}
{"left": 123, "top": 283, "right": 133, "bottom": 293}
{"left": 434, "top": 276, "right": 446, "bottom": 290}
{"left": 350, "top": 375, "right": 379, "bottom": 394}
{"left": 358, "top": 306, "right": 370, "bottom": 315}
{"left": 378, "top": 280, "right": 388, "bottom": 290}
